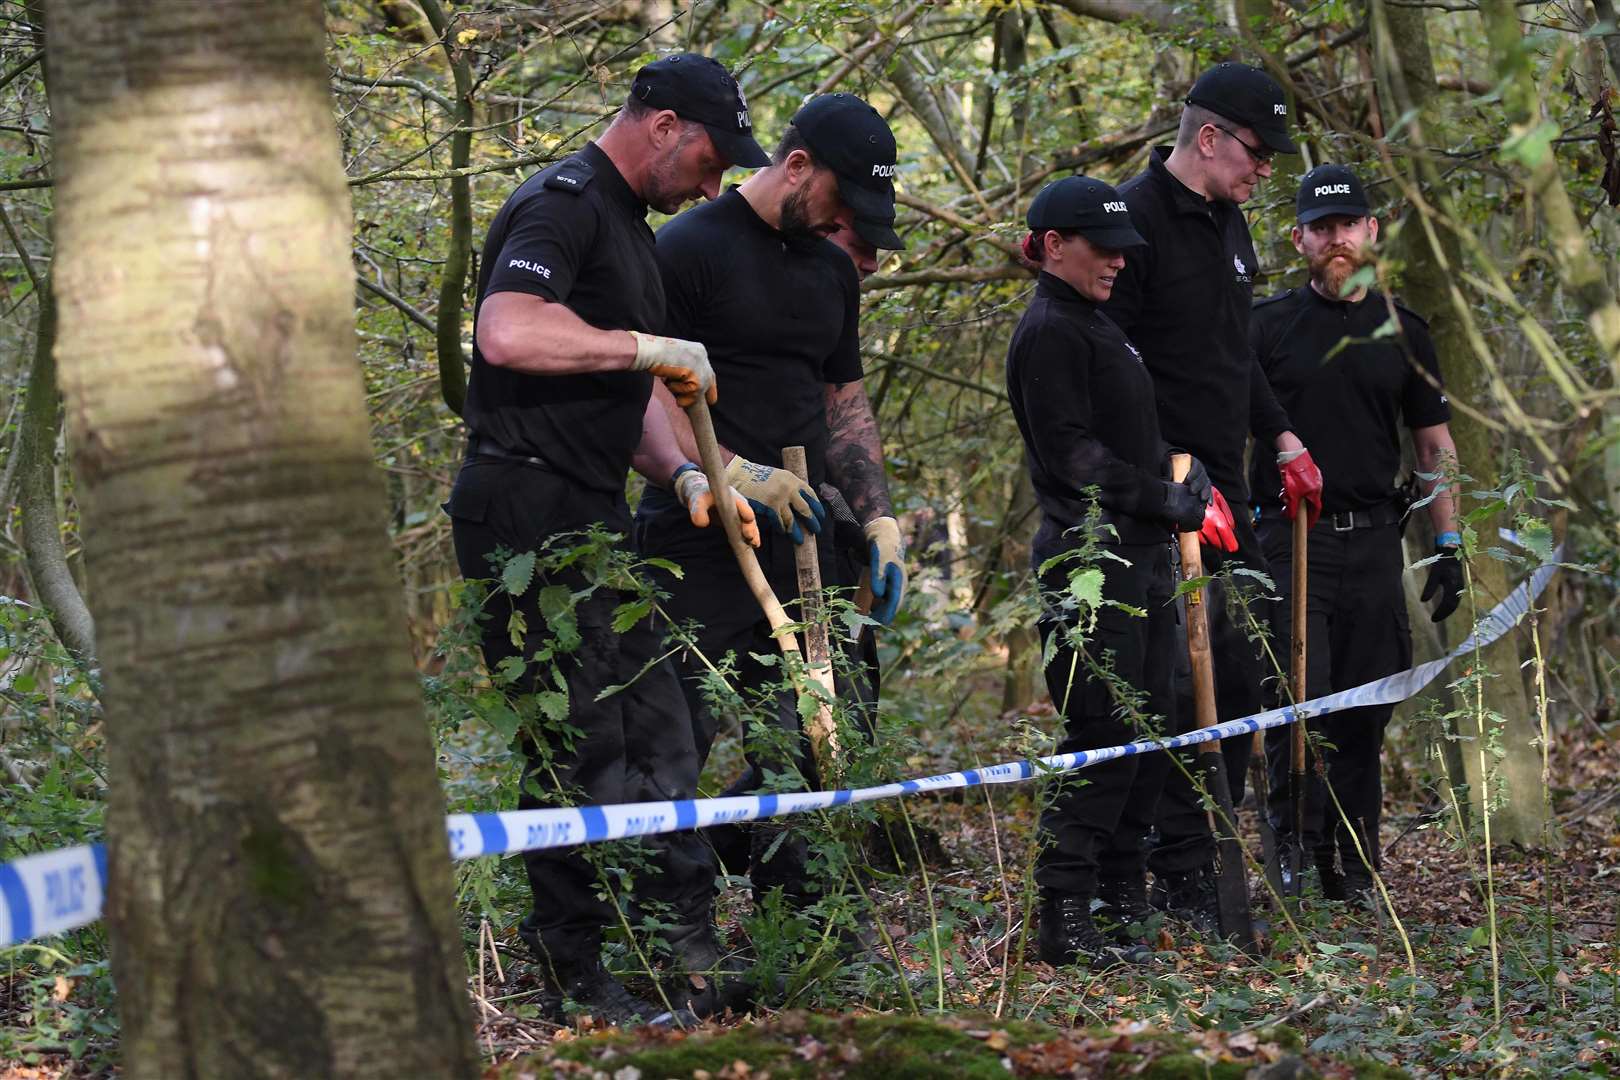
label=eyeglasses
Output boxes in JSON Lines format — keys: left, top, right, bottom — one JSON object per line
{"left": 1212, "top": 124, "right": 1273, "bottom": 166}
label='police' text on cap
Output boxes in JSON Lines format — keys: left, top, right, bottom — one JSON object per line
{"left": 1185, "top": 62, "right": 1298, "bottom": 156}
{"left": 632, "top": 53, "right": 770, "bottom": 169}
{"left": 1026, "top": 175, "right": 1146, "bottom": 251}
{"left": 791, "top": 93, "right": 904, "bottom": 249}
{"left": 1295, "top": 163, "right": 1371, "bottom": 224}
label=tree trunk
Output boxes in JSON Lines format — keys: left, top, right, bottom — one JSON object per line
{"left": 1370, "top": 0, "right": 1548, "bottom": 847}
{"left": 45, "top": 2, "right": 478, "bottom": 1076}
{"left": 419, "top": 0, "right": 471, "bottom": 417}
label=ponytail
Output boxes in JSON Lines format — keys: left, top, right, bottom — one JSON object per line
{"left": 1021, "top": 231, "right": 1043, "bottom": 263}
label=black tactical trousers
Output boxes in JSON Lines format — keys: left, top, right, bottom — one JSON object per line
{"left": 1035, "top": 542, "right": 1178, "bottom": 899}
{"left": 635, "top": 503, "right": 849, "bottom": 902}
{"left": 1149, "top": 501, "right": 1265, "bottom": 877}
{"left": 1257, "top": 515, "right": 1410, "bottom": 870}
{"left": 446, "top": 461, "right": 714, "bottom": 966}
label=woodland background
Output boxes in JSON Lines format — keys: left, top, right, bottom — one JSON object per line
{"left": 1, "top": 0, "right": 1619, "bottom": 1076}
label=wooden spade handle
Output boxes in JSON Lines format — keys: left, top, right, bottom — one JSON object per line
{"left": 684, "top": 397, "right": 798, "bottom": 652}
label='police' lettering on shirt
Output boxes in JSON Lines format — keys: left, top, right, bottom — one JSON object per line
{"left": 508, "top": 258, "right": 552, "bottom": 279}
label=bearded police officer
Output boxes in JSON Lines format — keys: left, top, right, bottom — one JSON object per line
{"left": 1252, "top": 165, "right": 1461, "bottom": 901}
{"left": 444, "top": 53, "right": 768, "bottom": 1025}
{"left": 1007, "top": 175, "right": 1240, "bottom": 967}
{"left": 637, "top": 93, "right": 907, "bottom": 916}
{"left": 1100, "top": 62, "right": 1326, "bottom": 929}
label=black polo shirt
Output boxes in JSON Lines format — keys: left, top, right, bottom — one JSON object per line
{"left": 653, "top": 187, "right": 862, "bottom": 491}
{"left": 1249, "top": 285, "right": 1450, "bottom": 514}
{"left": 1007, "top": 273, "right": 1170, "bottom": 556}
{"left": 462, "top": 141, "right": 663, "bottom": 493}
{"left": 1101, "top": 147, "right": 1292, "bottom": 501}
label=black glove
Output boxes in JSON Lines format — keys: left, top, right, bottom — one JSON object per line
{"left": 1421, "top": 545, "right": 1464, "bottom": 622}
{"left": 1182, "top": 455, "right": 1213, "bottom": 504}
{"left": 1162, "top": 480, "right": 1210, "bottom": 534}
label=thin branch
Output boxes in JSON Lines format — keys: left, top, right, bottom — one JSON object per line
{"left": 862, "top": 264, "right": 1030, "bottom": 292}
{"left": 358, "top": 274, "right": 437, "bottom": 334}
{"left": 331, "top": 66, "right": 456, "bottom": 114}
{"left": 0, "top": 46, "right": 43, "bottom": 94}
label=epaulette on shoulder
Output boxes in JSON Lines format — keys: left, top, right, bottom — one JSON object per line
{"left": 1252, "top": 288, "right": 1296, "bottom": 312}
{"left": 543, "top": 157, "right": 595, "bottom": 194}
{"left": 1391, "top": 297, "right": 1430, "bottom": 330}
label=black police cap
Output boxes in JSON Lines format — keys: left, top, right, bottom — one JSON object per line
{"left": 1026, "top": 175, "right": 1145, "bottom": 250}
{"left": 792, "top": 93, "right": 904, "bottom": 249}
{"left": 632, "top": 53, "right": 770, "bottom": 169}
{"left": 1186, "top": 62, "right": 1298, "bottom": 155}
{"left": 1296, "top": 164, "right": 1371, "bottom": 224}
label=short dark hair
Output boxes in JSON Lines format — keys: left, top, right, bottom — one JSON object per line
{"left": 774, "top": 123, "right": 816, "bottom": 167}
{"left": 1176, "top": 103, "right": 1225, "bottom": 149}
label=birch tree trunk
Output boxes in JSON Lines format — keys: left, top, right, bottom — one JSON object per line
{"left": 45, "top": 2, "right": 478, "bottom": 1075}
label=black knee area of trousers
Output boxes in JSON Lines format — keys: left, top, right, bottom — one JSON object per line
{"left": 1150, "top": 502, "right": 1265, "bottom": 876}
{"left": 1034, "top": 542, "right": 1177, "bottom": 899}
{"left": 446, "top": 461, "right": 715, "bottom": 962}
{"left": 1257, "top": 518, "right": 1410, "bottom": 867}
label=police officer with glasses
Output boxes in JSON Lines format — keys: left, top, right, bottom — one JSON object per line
{"left": 1101, "top": 62, "right": 1326, "bottom": 930}
{"left": 1251, "top": 164, "right": 1462, "bottom": 902}
{"left": 1006, "top": 175, "right": 1237, "bottom": 968}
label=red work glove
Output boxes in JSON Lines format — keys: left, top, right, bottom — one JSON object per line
{"left": 1201, "top": 485, "right": 1239, "bottom": 552}
{"left": 1277, "top": 447, "right": 1324, "bottom": 530}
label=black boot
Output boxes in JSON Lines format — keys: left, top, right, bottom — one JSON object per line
{"left": 661, "top": 908, "right": 751, "bottom": 1018}
{"left": 521, "top": 922, "right": 692, "bottom": 1028}
{"left": 1096, "top": 876, "right": 1157, "bottom": 947}
{"left": 1038, "top": 893, "right": 1151, "bottom": 967}
{"left": 1148, "top": 866, "right": 1218, "bottom": 935}
{"left": 1315, "top": 851, "right": 1347, "bottom": 901}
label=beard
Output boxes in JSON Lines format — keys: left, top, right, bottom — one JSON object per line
{"left": 777, "top": 184, "right": 820, "bottom": 239}
{"left": 1310, "top": 244, "right": 1367, "bottom": 298}
{"left": 643, "top": 126, "right": 705, "bottom": 214}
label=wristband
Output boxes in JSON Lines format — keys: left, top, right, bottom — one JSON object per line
{"left": 671, "top": 462, "right": 700, "bottom": 486}
{"left": 1436, "top": 531, "right": 1462, "bottom": 549}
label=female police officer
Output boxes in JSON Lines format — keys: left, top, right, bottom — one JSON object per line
{"left": 1005, "top": 176, "right": 1236, "bottom": 966}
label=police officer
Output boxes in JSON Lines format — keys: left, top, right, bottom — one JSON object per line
{"left": 443, "top": 53, "right": 768, "bottom": 1024}
{"left": 636, "top": 93, "right": 907, "bottom": 913}
{"left": 1006, "top": 176, "right": 1238, "bottom": 966}
{"left": 1252, "top": 164, "right": 1461, "bottom": 900}
{"left": 1101, "top": 62, "right": 1325, "bottom": 928}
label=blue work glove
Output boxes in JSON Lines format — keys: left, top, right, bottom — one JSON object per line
{"left": 863, "top": 516, "right": 907, "bottom": 624}
{"left": 723, "top": 455, "right": 825, "bottom": 543}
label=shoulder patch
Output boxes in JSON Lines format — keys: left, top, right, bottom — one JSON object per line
{"left": 543, "top": 158, "right": 595, "bottom": 194}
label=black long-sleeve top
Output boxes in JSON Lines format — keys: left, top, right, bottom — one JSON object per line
{"left": 1101, "top": 148, "right": 1292, "bottom": 501}
{"left": 1007, "top": 272, "right": 1171, "bottom": 560}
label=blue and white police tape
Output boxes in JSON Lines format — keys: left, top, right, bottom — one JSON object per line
{"left": 0, "top": 553, "right": 1562, "bottom": 949}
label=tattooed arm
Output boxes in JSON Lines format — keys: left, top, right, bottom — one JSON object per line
{"left": 824, "top": 379, "right": 893, "bottom": 524}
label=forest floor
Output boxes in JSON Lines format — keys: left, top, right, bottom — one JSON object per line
{"left": 4, "top": 703, "right": 1618, "bottom": 1078}
{"left": 462, "top": 725, "right": 1620, "bottom": 1079}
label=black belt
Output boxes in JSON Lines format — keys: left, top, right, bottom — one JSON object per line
{"left": 1325, "top": 502, "right": 1404, "bottom": 532}
{"left": 465, "top": 434, "right": 551, "bottom": 470}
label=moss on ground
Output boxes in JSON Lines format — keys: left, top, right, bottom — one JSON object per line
{"left": 498, "top": 1010, "right": 1406, "bottom": 1079}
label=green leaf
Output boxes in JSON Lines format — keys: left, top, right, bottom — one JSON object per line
{"left": 612, "top": 598, "right": 652, "bottom": 634}
{"left": 506, "top": 609, "right": 527, "bottom": 650}
{"left": 1514, "top": 516, "right": 1554, "bottom": 563}
{"left": 1500, "top": 118, "right": 1560, "bottom": 169}
{"left": 1174, "top": 574, "right": 1212, "bottom": 599}
{"left": 537, "top": 585, "right": 580, "bottom": 652}
{"left": 12, "top": 673, "right": 35, "bottom": 693}
{"left": 534, "top": 690, "right": 569, "bottom": 725}
{"left": 501, "top": 551, "right": 536, "bottom": 597}
{"left": 1067, "top": 568, "right": 1103, "bottom": 610}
